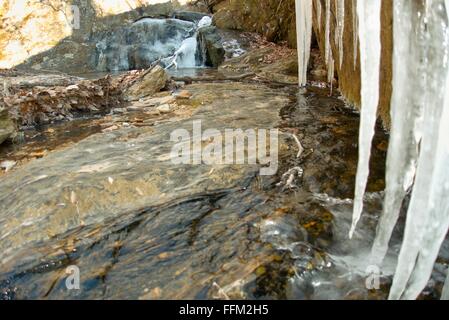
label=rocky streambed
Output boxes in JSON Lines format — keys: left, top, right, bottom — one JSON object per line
{"left": 0, "top": 25, "right": 447, "bottom": 300}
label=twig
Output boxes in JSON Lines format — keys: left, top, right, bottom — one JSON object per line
{"left": 212, "top": 282, "right": 231, "bottom": 300}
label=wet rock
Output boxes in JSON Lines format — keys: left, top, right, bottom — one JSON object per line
{"left": 0, "top": 82, "right": 291, "bottom": 296}
{"left": 0, "top": 160, "right": 16, "bottom": 172}
{"left": 198, "top": 26, "right": 226, "bottom": 67}
{"left": 102, "top": 125, "right": 119, "bottom": 133}
{"left": 219, "top": 46, "right": 298, "bottom": 84}
{"left": 175, "top": 90, "right": 192, "bottom": 99}
{"left": 0, "top": 107, "right": 15, "bottom": 145}
{"left": 124, "top": 66, "right": 170, "bottom": 101}
{"left": 113, "top": 108, "right": 127, "bottom": 114}
{"left": 172, "top": 11, "right": 209, "bottom": 23}
{"left": 156, "top": 104, "right": 171, "bottom": 113}
{"left": 126, "top": 105, "right": 142, "bottom": 112}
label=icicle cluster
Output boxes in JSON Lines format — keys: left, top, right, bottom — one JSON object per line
{"left": 382, "top": 0, "right": 449, "bottom": 300}
{"left": 295, "top": 0, "right": 313, "bottom": 86}
{"left": 349, "top": 0, "right": 449, "bottom": 300}
{"left": 296, "top": 0, "right": 449, "bottom": 300}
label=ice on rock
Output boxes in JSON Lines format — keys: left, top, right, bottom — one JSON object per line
{"left": 198, "top": 16, "right": 212, "bottom": 29}
{"left": 295, "top": 0, "right": 313, "bottom": 86}
{"left": 349, "top": 0, "right": 382, "bottom": 239}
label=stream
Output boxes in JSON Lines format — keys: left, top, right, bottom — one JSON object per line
{"left": 2, "top": 69, "right": 447, "bottom": 300}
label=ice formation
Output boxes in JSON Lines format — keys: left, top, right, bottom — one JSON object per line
{"left": 352, "top": 0, "right": 358, "bottom": 69}
{"left": 315, "top": 0, "right": 322, "bottom": 31}
{"left": 324, "top": 0, "right": 331, "bottom": 66}
{"left": 198, "top": 16, "right": 212, "bottom": 29}
{"left": 295, "top": 0, "right": 449, "bottom": 299}
{"left": 295, "top": 0, "right": 313, "bottom": 86}
{"left": 385, "top": 0, "right": 449, "bottom": 300}
{"left": 349, "top": 0, "right": 382, "bottom": 239}
{"left": 95, "top": 17, "right": 211, "bottom": 71}
{"left": 336, "top": 0, "right": 345, "bottom": 68}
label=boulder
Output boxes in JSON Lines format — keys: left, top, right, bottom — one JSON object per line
{"left": 124, "top": 66, "right": 170, "bottom": 101}
{"left": 0, "top": 106, "right": 15, "bottom": 145}
{"left": 198, "top": 26, "right": 225, "bottom": 67}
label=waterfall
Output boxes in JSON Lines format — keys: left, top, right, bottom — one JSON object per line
{"left": 95, "top": 17, "right": 211, "bottom": 72}
{"left": 295, "top": 0, "right": 449, "bottom": 299}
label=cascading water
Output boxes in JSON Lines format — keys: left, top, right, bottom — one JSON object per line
{"left": 95, "top": 16, "right": 212, "bottom": 72}
{"left": 295, "top": 0, "right": 449, "bottom": 299}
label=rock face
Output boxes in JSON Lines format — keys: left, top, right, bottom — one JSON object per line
{"left": 198, "top": 26, "right": 226, "bottom": 67}
{"left": 0, "top": 106, "right": 15, "bottom": 145}
{"left": 0, "top": 0, "right": 199, "bottom": 72}
{"left": 124, "top": 65, "right": 169, "bottom": 101}
{"left": 212, "top": 0, "right": 297, "bottom": 48}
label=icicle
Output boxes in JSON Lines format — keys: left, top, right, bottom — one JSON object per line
{"left": 349, "top": 0, "right": 382, "bottom": 239}
{"left": 316, "top": 0, "right": 322, "bottom": 31}
{"left": 336, "top": 0, "right": 345, "bottom": 68}
{"left": 370, "top": 0, "right": 425, "bottom": 267}
{"left": 324, "top": 0, "right": 331, "bottom": 66}
{"left": 387, "top": 0, "right": 449, "bottom": 300}
{"left": 328, "top": 50, "right": 335, "bottom": 94}
{"left": 352, "top": 0, "right": 358, "bottom": 69}
{"left": 442, "top": 270, "right": 449, "bottom": 300}
{"left": 295, "top": 0, "right": 313, "bottom": 86}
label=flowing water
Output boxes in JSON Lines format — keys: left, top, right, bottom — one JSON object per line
{"left": 2, "top": 72, "right": 447, "bottom": 299}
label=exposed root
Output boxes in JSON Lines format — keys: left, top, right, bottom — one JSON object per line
{"left": 290, "top": 133, "right": 305, "bottom": 158}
